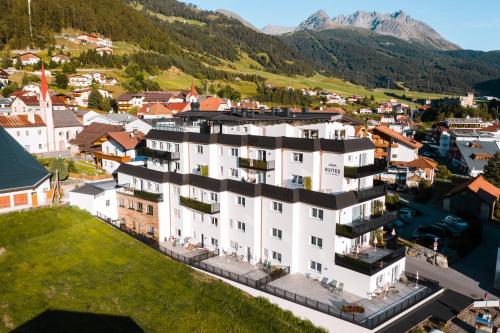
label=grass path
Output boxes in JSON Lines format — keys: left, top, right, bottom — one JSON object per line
{"left": 0, "top": 207, "right": 324, "bottom": 333}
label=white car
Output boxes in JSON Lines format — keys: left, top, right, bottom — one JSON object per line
{"left": 399, "top": 208, "right": 415, "bottom": 218}
{"left": 441, "top": 215, "right": 468, "bottom": 230}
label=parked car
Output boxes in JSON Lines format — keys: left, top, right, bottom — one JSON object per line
{"left": 415, "top": 225, "right": 447, "bottom": 238}
{"left": 396, "top": 184, "right": 408, "bottom": 193}
{"left": 416, "top": 234, "right": 442, "bottom": 249}
{"left": 440, "top": 216, "right": 468, "bottom": 231}
{"left": 399, "top": 214, "right": 412, "bottom": 224}
{"left": 399, "top": 207, "right": 415, "bottom": 216}
{"left": 433, "top": 222, "right": 460, "bottom": 237}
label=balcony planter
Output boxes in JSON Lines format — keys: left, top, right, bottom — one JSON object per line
{"left": 238, "top": 158, "right": 275, "bottom": 171}
{"left": 136, "top": 148, "right": 180, "bottom": 160}
{"left": 304, "top": 176, "right": 312, "bottom": 190}
{"left": 344, "top": 160, "right": 386, "bottom": 179}
{"left": 201, "top": 165, "right": 209, "bottom": 177}
{"left": 180, "top": 196, "right": 220, "bottom": 214}
{"left": 342, "top": 305, "right": 365, "bottom": 314}
{"left": 133, "top": 190, "right": 163, "bottom": 202}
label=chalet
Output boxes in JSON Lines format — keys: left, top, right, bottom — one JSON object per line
{"left": 370, "top": 125, "right": 422, "bottom": 162}
{"left": 77, "top": 33, "right": 112, "bottom": 47}
{"left": 69, "top": 122, "right": 123, "bottom": 155}
{"left": 95, "top": 46, "right": 114, "bottom": 56}
{"left": 117, "top": 92, "right": 184, "bottom": 112}
{"left": 11, "top": 52, "right": 41, "bottom": 66}
{"left": 377, "top": 103, "right": 394, "bottom": 114}
{"left": 198, "top": 96, "right": 231, "bottom": 111}
{"left": 138, "top": 102, "right": 190, "bottom": 119}
{"left": 0, "top": 126, "right": 51, "bottom": 213}
{"left": 443, "top": 176, "right": 500, "bottom": 221}
{"left": 94, "top": 131, "right": 143, "bottom": 174}
{"left": 70, "top": 88, "right": 111, "bottom": 108}
{"left": 51, "top": 54, "right": 71, "bottom": 64}
{"left": 186, "top": 82, "right": 198, "bottom": 103}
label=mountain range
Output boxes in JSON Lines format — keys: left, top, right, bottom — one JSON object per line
{"left": 1, "top": 0, "right": 499, "bottom": 96}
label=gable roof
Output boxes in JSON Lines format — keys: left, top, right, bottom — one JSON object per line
{"left": 139, "top": 103, "right": 174, "bottom": 117}
{"left": 373, "top": 125, "right": 423, "bottom": 149}
{"left": 0, "top": 126, "right": 51, "bottom": 192}
{"left": 199, "top": 97, "right": 228, "bottom": 111}
{"left": 0, "top": 114, "right": 45, "bottom": 128}
{"left": 69, "top": 122, "right": 123, "bottom": 152}
{"left": 407, "top": 157, "right": 438, "bottom": 170}
{"left": 455, "top": 140, "right": 499, "bottom": 173}
{"left": 53, "top": 109, "right": 82, "bottom": 128}
{"left": 446, "top": 176, "right": 500, "bottom": 204}
{"left": 106, "top": 131, "right": 143, "bottom": 150}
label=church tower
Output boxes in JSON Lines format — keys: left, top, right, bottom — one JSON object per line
{"left": 39, "top": 64, "right": 55, "bottom": 151}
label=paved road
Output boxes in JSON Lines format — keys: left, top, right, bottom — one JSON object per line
{"left": 396, "top": 192, "right": 500, "bottom": 299}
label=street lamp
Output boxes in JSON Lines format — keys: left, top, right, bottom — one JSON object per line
{"left": 415, "top": 270, "right": 419, "bottom": 289}
{"left": 433, "top": 238, "right": 438, "bottom": 265}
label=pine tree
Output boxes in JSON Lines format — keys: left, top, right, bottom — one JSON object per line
{"left": 54, "top": 73, "right": 68, "bottom": 89}
{"left": 88, "top": 89, "right": 104, "bottom": 110}
{"left": 483, "top": 152, "right": 500, "bottom": 187}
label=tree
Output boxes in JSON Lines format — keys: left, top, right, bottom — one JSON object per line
{"left": 14, "top": 56, "right": 22, "bottom": 69}
{"left": 54, "top": 73, "right": 68, "bottom": 89}
{"left": 437, "top": 165, "right": 452, "bottom": 180}
{"left": 62, "top": 62, "right": 77, "bottom": 74}
{"left": 217, "top": 85, "right": 241, "bottom": 101}
{"left": 48, "top": 158, "right": 69, "bottom": 181}
{"left": 21, "top": 74, "right": 40, "bottom": 85}
{"left": 88, "top": 89, "right": 104, "bottom": 110}
{"left": 1, "top": 82, "right": 19, "bottom": 97}
{"left": 483, "top": 152, "right": 500, "bottom": 187}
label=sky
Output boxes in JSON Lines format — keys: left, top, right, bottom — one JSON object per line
{"left": 186, "top": 0, "right": 500, "bottom": 51}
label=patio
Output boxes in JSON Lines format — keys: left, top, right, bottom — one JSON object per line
{"left": 159, "top": 240, "right": 208, "bottom": 259}
{"left": 345, "top": 246, "right": 393, "bottom": 264}
{"left": 268, "top": 273, "right": 429, "bottom": 318}
{"left": 202, "top": 255, "right": 269, "bottom": 281}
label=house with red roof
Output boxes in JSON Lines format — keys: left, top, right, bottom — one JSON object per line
{"left": 370, "top": 125, "right": 423, "bottom": 162}
{"left": 94, "top": 131, "right": 144, "bottom": 174}
{"left": 11, "top": 52, "right": 41, "bottom": 66}
{"left": 137, "top": 102, "right": 190, "bottom": 119}
{"left": 198, "top": 96, "right": 231, "bottom": 111}
{"left": 443, "top": 176, "right": 500, "bottom": 221}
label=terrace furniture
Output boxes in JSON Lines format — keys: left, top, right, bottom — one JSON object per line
{"left": 320, "top": 277, "right": 329, "bottom": 288}
{"left": 399, "top": 273, "right": 410, "bottom": 285}
{"left": 335, "top": 282, "right": 344, "bottom": 295}
{"left": 328, "top": 280, "right": 337, "bottom": 293}
{"left": 305, "top": 273, "right": 311, "bottom": 278}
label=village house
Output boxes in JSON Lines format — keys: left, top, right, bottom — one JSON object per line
{"left": 137, "top": 102, "right": 190, "bottom": 119}
{"left": 0, "top": 126, "right": 52, "bottom": 213}
{"left": 94, "top": 131, "right": 143, "bottom": 174}
{"left": 69, "top": 88, "right": 111, "bottom": 108}
{"left": 0, "top": 69, "right": 10, "bottom": 87}
{"left": 77, "top": 33, "right": 112, "bottom": 47}
{"left": 370, "top": 125, "right": 423, "bottom": 162}
{"left": 198, "top": 96, "right": 231, "bottom": 111}
{"left": 11, "top": 52, "right": 41, "bottom": 66}
{"left": 117, "top": 92, "right": 187, "bottom": 112}
{"left": 95, "top": 46, "right": 114, "bottom": 56}
{"left": 69, "top": 122, "right": 123, "bottom": 155}
{"left": 51, "top": 54, "right": 71, "bottom": 64}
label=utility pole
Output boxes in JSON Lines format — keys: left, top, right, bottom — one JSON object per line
{"left": 28, "top": 0, "right": 33, "bottom": 41}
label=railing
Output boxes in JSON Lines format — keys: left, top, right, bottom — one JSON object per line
{"left": 94, "top": 151, "right": 131, "bottom": 163}
{"left": 136, "top": 148, "right": 180, "bottom": 160}
{"left": 344, "top": 160, "right": 387, "bottom": 179}
{"left": 238, "top": 158, "right": 275, "bottom": 171}
{"left": 117, "top": 186, "right": 163, "bottom": 203}
{"left": 336, "top": 211, "right": 398, "bottom": 239}
{"left": 354, "top": 183, "right": 387, "bottom": 202}
{"left": 93, "top": 213, "right": 440, "bottom": 330}
{"left": 334, "top": 243, "right": 406, "bottom": 276}
{"left": 179, "top": 196, "right": 220, "bottom": 214}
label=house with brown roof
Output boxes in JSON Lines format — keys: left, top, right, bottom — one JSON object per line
{"left": 69, "top": 122, "right": 123, "bottom": 155}
{"left": 94, "top": 131, "right": 144, "bottom": 174}
{"left": 198, "top": 96, "right": 230, "bottom": 111}
{"left": 390, "top": 157, "right": 439, "bottom": 186}
{"left": 443, "top": 176, "right": 500, "bottom": 221}
{"left": 117, "top": 92, "right": 185, "bottom": 112}
{"left": 0, "top": 114, "right": 47, "bottom": 153}
{"left": 137, "top": 102, "right": 190, "bottom": 119}
{"left": 370, "top": 125, "right": 423, "bottom": 162}
{"left": 12, "top": 52, "right": 41, "bottom": 66}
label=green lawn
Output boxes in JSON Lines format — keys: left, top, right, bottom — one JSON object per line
{"left": 0, "top": 207, "right": 323, "bottom": 333}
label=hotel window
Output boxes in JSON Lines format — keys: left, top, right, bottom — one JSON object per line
{"left": 147, "top": 225, "right": 154, "bottom": 235}
{"left": 236, "top": 196, "right": 246, "bottom": 207}
{"left": 231, "top": 148, "right": 239, "bottom": 157}
{"left": 210, "top": 217, "right": 218, "bottom": 226}
{"left": 210, "top": 192, "right": 218, "bottom": 202}
{"left": 106, "top": 200, "right": 110, "bottom": 207}
{"left": 133, "top": 177, "right": 137, "bottom": 186}
{"left": 26, "top": 130, "right": 29, "bottom": 136}
{"left": 137, "top": 202, "right": 143, "bottom": 212}
{"left": 177, "top": 229, "right": 182, "bottom": 237}
{"left": 196, "top": 145, "right": 204, "bottom": 154}
{"left": 152, "top": 141, "right": 157, "bottom": 148}
{"left": 291, "top": 175, "right": 304, "bottom": 185}
{"left": 292, "top": 152, "right": 303, "bottom": 163}
{"left": 159, "top": 142, "right": 164, "bottom": 150}
{"left": 119, "top": 198, "right": 125, "bottom": 207}
{"left": 38, "top": 144, "right": 42, "bottom": 149}
{"left": 272, "top": 251, "right": 282, "bottom": 263}
{"left": 173, "top": 186, "right": 180, "bottom": 195}
{"left": 175, "top": 144, "right": 180, "bottom": 152}
{"left": 147, "top": 181, "right": 152, "bottom": 190}
{"left": 271, "top": 228, "right": 282, "bottom": 240}
{"left": 0, "top": 196, "right": 11, "bottom": 209}
{"left": 38, "top": 129, "right": 42, "bottom": 135}
{"left": 310, "top": 236, "right": 323, "bottom": 249}
{"left": 237, "top": 221, "right": 246, "bottom": 232}
{"left": 211, "top": 238, "right": 218, "bottom": 247}
{"left": 147, "top": 205, "right": 153, "bottom": 215}
{"left": 272, "top": 201, "right": 283, "bottom": 213}
{"left": 174, "top": 162, "right": 180, "bottom": 170}
{"left": 13, "top": 193, "right": 28, "bottom": 206}
{"left": 166, "top": 142, "right": 172, "bottom": 151}
{"left": 155, "top": 184, "right": 159, "bottom": 192}
{"left": 311, "top": 207, "right": 324, "bottom": 220}
{"left": 303, "top": 129, "right": 318, "bottom": 139}
{"left": 230, "top": 241, "right": 238, "bottom": 251}
{"left": 230, "top": 168, "right": 239, "bottom": 178}
{"left": 310, "top": 260, "right": 322, "bottom": 273}
{"left": 16, "top": 131, "right": 20, "bottom": 137}
{"left": 128, "top": 200, "right": 134, "bottom": 210}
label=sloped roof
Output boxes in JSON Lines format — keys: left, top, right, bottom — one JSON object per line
{"left": 455, "top": 140, "right": 498, "bottom": 173}
{"left": 373, "top": 125, "right": 423, "bottom": 149}
{"left": 0, "top": 114, "right": 45, "bottom": 128}
{"left": 199, "top": 97, "right": 228, "bottom": 111}
{"left": 139, "top": 103, "right": 174, "bottom": 116}
{"left": 0, "top": 126, "right": 51, "bottom": 192}
{"left": 106, "top": 131, "right": 143, "bottom": 150}
{"left": 69, "top": 122, "right": 123, "bottom": 152}
{"left": 53, "top": 109, "right": 82, "bottom": 128}
{"left": 407, "top": 157, "right": 439, "bottom": 170}
{"left": 446, "top": 176, "right": 500, "bottom": 204}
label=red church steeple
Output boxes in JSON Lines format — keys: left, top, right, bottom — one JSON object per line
{"left": 40, "top": 63, "right": 48, "bottom": 102}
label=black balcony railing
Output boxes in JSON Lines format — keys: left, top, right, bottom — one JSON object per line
{"left": 336, "top": 211, "right": 398, "bottom": 239}
{"left": 137, "top": 148, "right": 180, "bottom": 160}
{"left": 180, "top": 196, "right": 220, "bottom": 214}
{"left": 334, "top": 242, "right": 406, "bottom": 276}
{"left": 238, "top": 158, "right": 275, "bottom": 171}
{"left": 354, "top": 183, "right": 387, "bottom": 202}
{"left": 344, "top": 160, "right": 387, "bottom": 179}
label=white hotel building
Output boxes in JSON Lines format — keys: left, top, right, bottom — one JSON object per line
{"left": 110, "top": 109, "right": 403, "bottom": 298}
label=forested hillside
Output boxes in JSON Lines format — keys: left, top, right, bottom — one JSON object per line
{"left": 281, "top": 28, "right": 500, "bottom": 94}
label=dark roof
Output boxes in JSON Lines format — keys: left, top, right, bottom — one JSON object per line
{"left": 70, "top": 180, "right": 117, "bottom": 196}
{"left": 0, "top": 126, "right": 51, "bottom": 192}
{"left": 145, "top": 129, "right": 375, "bottom": 153}
{"left": 53, "top": 109, "right": 82, "bottom": 128}
{"left": 116, "top": 163, "right": 372, "bottom": 210}
{"left": 69, "top": 122, "right": 123, "bottom": 152}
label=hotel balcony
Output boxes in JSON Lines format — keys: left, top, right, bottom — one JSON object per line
{"left": 354, "top": 182, "right": 387, "bottom": 202}
{"left": 334, "top": 242, "right": 406, "bottom": 276}
{"left": 94, "top": 152, "right": 131, "bottom": 163}
{"left": 335, "top": 211, "right": 398, "bottom": 239}
{"left": 136, "top": 148, "right": 180, "bottom": 161}
{"left": 117, "top": 186, "right": 164, "bottom": 202}
{"left": 344, "top": 160, "right": 387, "bottom": 179}
{"left": 179, "top": 196, "right": 220, "bottom": 214}
{"left": 238, "top": 158, "right": 275, "bottom": 171}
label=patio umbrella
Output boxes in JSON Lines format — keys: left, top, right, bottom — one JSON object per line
{"left": 415, "top": 270, "right": 419, "bottom": 289}
{"left": 373, "top": 236, "right": 378, "bottom": 251}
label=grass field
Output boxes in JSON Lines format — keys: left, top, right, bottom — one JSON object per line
{"left": 0, "top": 207, "right": 323, "bottom": 333}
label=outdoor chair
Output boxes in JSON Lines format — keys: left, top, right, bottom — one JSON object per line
{"left": 328, "top": 280, "right": 337, "bottom": 293}
{"left": 320, "top": 277, "right": 329, "bottom": 288}
{"left": 399, "top": 273, "right": 410, "bottom": 285}
{"left": 336, "top": 282, "right": 344, "bottom": 295}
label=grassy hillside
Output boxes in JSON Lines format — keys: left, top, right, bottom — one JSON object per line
{"left": 0, "top": 207, "right": 323, "bottom": 333}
